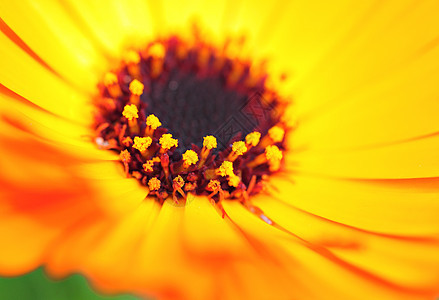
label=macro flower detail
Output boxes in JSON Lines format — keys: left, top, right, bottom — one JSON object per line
{"left": 1, "top": 1, "right": 439, "bottom": 300}
{"left": 94, "top": 37, "right": 287, "bottom": 204}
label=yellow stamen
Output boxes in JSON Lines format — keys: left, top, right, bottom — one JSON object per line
{"left": 217, "top": 161, "right": 234, "bottom": 177}
{"left": 124, "top": 50, "right": 141, "bottom": 79}
{"left": 148, "top": 43, "right": 166, "bottom": 78}
{"left": 159, "top": 133, "right": 178, "bottom": 152}
{"left": 121, "top": 136, "right": 133, "bottom": 147}
{"left": 203, "top": 135, "right": 217, "bottom": 150}
{"left": 103, "top": 72, "right": 121, "bottom": 97}
{"left": 172, "top": 175, "right": 186, "bottom": 203}
{"left": 129, "top": 79, "right": 144, "bottom": 105}
{"left": 268, "top": 126, "right": 285, "bottom": 143}
{"left": 246, "top": 145, "right": 283, "bottom": 169}
{"left": 133, "top": 136, "right": 152, "bottom": 155}
{"left": 124, "top": 50, "right": 141, "bottom": 64}
{"left": 199, "top": 135, "right": 217, "bottom": 167}
{"left": 148, "top": 177, "right": 161, "bottom": 191}
{"left": 122, "top": 104, "right": 139, "bottom": 120}
{"left": 145, "top": 114, "right": 162, "bottom": 136}
{"left": 268, "top": 160, "right": 281, "bottom": 172}
{"left": 182, "top": 150, "right": 199, "bottom": 167}
{"left": 173, "top": 175, "right": 185, "bottom": 189}
{"left": 103, "top": 72, "right": 117, "bottom": 86}
{"left": 232, "top": 141, "right": 247, "bottom": 155}
{"left": 207, "top": 180, "right": 221, "bottom": 192}
{"left": 119, "top": 150, "right": 131, "bottom": 177}
{"left": 260, "top": 125, "right": 286, "bottom": 148}
{"left": 122, "top": 104, "right": 139, "bottom": 134}
{"left": 227, "top": 141, "right": 247, "bottom": 161}
{"left": 143, "top": 160, "right": 155, "bottom": 172}
{"left": 148, "top": 43, "right": 166, "bottom": 58}
{"left": 245, "top": 131, "right": 261, "bottom": 147}
{"left": 265, "top": 145, "right": 283, "bottom": 162}
{"left": 228, "top": 174, "right": 241, "bottom": 187}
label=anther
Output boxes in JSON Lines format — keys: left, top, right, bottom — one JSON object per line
{"left": 124, "top": 50, "right": 141, "bottom": 79}
{"left": 207, "top": 180, "right": 224, "bottom": 202}
{"left": 145, "top": 114, "right": 162, "bottom": 136}
{"left": 129, "top": 79, "right": 144, "bottom": 105}
{"left": 217, "top": 161, "right": 234, "bottom": 177}
{"left": 228, "top": 174, "right": 241, "bottom": 188}
{"left": 245, "top": 131, "right": 261, "bottom": 149}
{"left": 147, "top": 43, "right": 166, "bottom": 79}
{"left": 199, "top": 135, "right": 217, "bottom": 167}
{"left": 260, "top": 125, "right": 285, "bottom": 147}
{"left": 103, "top": 72, "right": 122, "bottom": 98}
{"left": 148, "top": 177, "right": 161, "bottom": 191}
{"left": 227, "top": 141, "right": 247, "bottom": 161}
{"left": 119, "top": 150, "right": 131, "bottom": 177}
{"left": 182, "top": 150, "right": 199, "bottom": 168}
{"left": 133, "top": 136, "right": 152, "bottom": 157}
{"left": 172, "top": 175, "right": 186, "bottom": 203}
{"left": 143, "top": 160, "right": 155, "bottom": 173}
{"left": 247, "top": 145, "right": 283, "bottom": 169}
{"left": 122, "top": 104, "right": 139, "bottom": 134}
{"left": 268, "top": 126, "right": 285, "bottom": 143}
{"left": 207, "top": 179, "right": 221, "bottom": 192}
{"left": 159, "top": 133, "right": 178, "bottom": 153}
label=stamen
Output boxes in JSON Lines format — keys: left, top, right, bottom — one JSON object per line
{"left": 182, "top": 150, "right": 199, "bottom": 168}
{"left": 124, "top": 50, "right": 141, "bottom": 79}
{"left": 228, "top": 174, "right": 241, "bottom": 188}
{"left": 133, "top": 136, "right": 152, "bottom": 157}
{"left": 159, "top": 133, "right": 178, "bottom": 153}
{"left": 207, "top": 180, "right": 221, "bottom": 192}
{"left": 268, "top": 126, "right": 285, "bottom": 143}
{"left": 129, "top": 79, "right": 144, "bottom": 105}
{"left": 217, "top": 161, "right": 234, "bottom": 177}
{"left": 122, "top": 104, "right": 139, "bottom": 134}
{"left": 119, "top": 150, "right": 131, "bottom": 177}
{"left": 121, "top": 136, "right": 133, "bottom": 147}
{"left": 206, "top": 179, "right": 225, "bottom": 202}
{"left": 103, "top": 72, "right": 121, "bottom": 98}
{"left": 95, "top": 36, "right": 289, "bottom": 203}
{"left": 160, "top": 153, "right": 170, "bottom": 180}
{"left": 227, "top": 141, "right": 248, "bottom": 161}
{"left": 172, "top": 175, "right": 186, "bottom": 203}
{"left": 147, "top": 43, "right": 165, "bottom": 79}
{"left": 260, "top": 125, "right": 285, "bottom": 147}
{"left": 247, "top": 145, "right": 283, "bottom": 169}
{"left": 265, "top": 145, "right": 283, "bottom": 171}
{"left": 143, "top": 160, "right": 155, "bottom": 173}
{"left": 148, "top": 177, "right": 161, "bottom": 191}
{"left": 265, "top": 145, "right": 283, "bottom": 162}
{"left": 199, "top": 135, "right": 217, "bottom": 167}
{"left": 245, "top": 131, "right": 261, "bottom": 149}
{"left": 145, "top": 114, "right": 162, "bottom": 136}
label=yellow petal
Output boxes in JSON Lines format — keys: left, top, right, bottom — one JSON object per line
{"left": 0, "top": 0, "right": 107, "bottom": 91}
{"left": 0, "top": 31, "right": 90, "bottom": 121}
{"left": 268, "top": 174, "right": 439, "bottom": 236}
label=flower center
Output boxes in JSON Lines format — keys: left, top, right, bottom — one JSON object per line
{"left": 94, "top": 36, "right": 289, "bottom": 203}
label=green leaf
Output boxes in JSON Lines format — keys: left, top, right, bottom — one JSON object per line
{"left": 0, "top": 268, "right": 141, "bottom": 300}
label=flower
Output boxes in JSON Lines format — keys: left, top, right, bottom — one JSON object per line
{"left": 1, "top": 1, "right": 439, "bottom": 300}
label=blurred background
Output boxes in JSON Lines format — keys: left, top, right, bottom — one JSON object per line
{"left": 0, "top": 269, "right": 141, "bottom": 300}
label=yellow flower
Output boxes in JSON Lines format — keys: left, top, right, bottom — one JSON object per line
{"left": 1, "top": 1, "right": 439, "bottom": 300}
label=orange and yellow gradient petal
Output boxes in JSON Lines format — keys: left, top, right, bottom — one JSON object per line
{"left": 1, "top": 0, "right": 439, "bottom": 299}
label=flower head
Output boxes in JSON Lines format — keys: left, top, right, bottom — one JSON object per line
{"left": 1, "top": 2, "right": 439, "bottom": 300}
